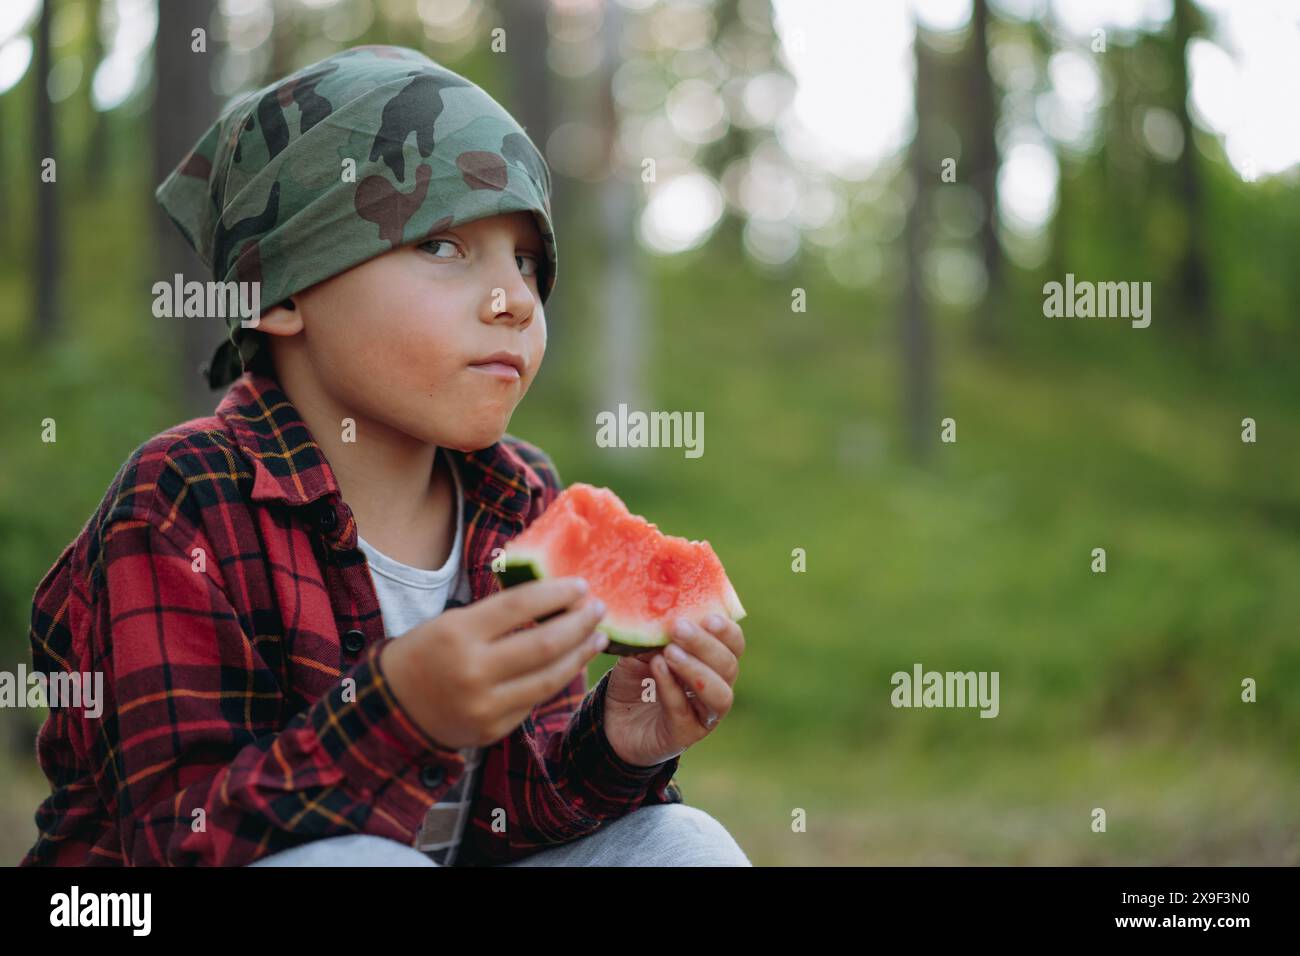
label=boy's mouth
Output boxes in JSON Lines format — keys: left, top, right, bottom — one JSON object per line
{"left": 469, "top": 350, "right": 525, "bottom": 380}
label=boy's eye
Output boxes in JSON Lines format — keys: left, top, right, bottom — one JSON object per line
{"left": 418, "top": 238, "right": 461, "bottom": 259}
{"left": 418, "top": 238, "right": 539, "bottom": 279}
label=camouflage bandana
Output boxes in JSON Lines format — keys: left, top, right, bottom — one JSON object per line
{"left": 154, "top": 45, "right": 558, "bottom": 389}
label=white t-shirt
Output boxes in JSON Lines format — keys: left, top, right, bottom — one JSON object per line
{"left": 356, "top": 449, "right": 479, "bottom": 866}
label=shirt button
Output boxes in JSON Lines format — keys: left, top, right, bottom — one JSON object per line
{"left": 317, "top": 502, "right": 338, "bottom": 532}
{"left": 420, "top": 765, "right": 446, "bottom": 788}
{"left": 342, "top": 629, "right": 366, "bottom": 655}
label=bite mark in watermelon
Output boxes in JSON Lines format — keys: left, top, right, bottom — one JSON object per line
{"left": 496, "top": 483, "right": 746, "bottom": 655}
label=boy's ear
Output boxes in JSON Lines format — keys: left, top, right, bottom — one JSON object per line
{"left": 258, "top": 298, "right": 302, "bottom": 336}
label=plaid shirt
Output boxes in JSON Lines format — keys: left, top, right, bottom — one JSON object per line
{"left": 20, "top": 371, "right": 683, "bottom": 867}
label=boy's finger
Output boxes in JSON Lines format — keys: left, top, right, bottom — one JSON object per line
{"left": 703, "top": 614, "right": 745, "bottom": 658}
{"left": 669, "top": 619, "right": 738, "bottom": 684}
{"left": 469, "top": 577, "right": 591, "bottom": 638}
{"left": 652, "top": 654, "right": 698, "bottom": 732}
{"left": 489, "top": 596, "right": 607, "bottom": 680}
{"left": 663, "top": 644, "right": 733, "bottom": 714}
{"left": 495, "top": 622, "right": 608, "bottom": 711}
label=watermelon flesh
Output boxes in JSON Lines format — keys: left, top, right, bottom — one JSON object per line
{"left": 496, "top": 483, "right": 746, "bottom": 655}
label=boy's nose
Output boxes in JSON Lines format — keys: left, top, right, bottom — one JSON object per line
{"left": 481, "top": 279, "right": 537, "bottom": 327}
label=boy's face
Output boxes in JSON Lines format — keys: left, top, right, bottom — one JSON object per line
{"left": 262, "top": 210, "right": 547, "bottom": 452}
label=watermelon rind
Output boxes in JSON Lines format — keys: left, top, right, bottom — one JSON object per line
{"left": 722, "top": 577, "right": 747, "bottom": 622}
{"left": 495, "top": 557, "right": 707, "bottom": 655}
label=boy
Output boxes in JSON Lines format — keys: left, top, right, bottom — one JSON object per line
{"left": 20, "top": 46, "right": 749, "bottom": 867}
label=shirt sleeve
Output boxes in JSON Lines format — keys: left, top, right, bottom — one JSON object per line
{"left": 84, "top": 512, "right": 465, "bottom": 866}
{"left": 457, "top": 440, "right": 685, "bottom": 864}
{"left": 545, "top": 665, "right": 685, "bottom": 820}
{"left": 459, "top": 659, "right": 684, "bottom": 864}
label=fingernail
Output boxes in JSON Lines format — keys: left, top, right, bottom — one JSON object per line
{"left": 591, "top": 599, "right": 606, "bottom": 617}
{"left": 674, "top": 618, "right": 692, "bottom": 638}
{"left": 706, "top": 613, "right": 724, "bottom": 631}
{"left": 591, "top": 632, "right": 609, "bottom": 652}
{"left": 573, "top": 578, "right": 589, "bottom": 593}
{"left": 666, "top": 644, "right": 687, "bottom": 662}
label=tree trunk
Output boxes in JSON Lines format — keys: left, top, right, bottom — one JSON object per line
{"left": 82, "top": 0, "right": 107, "bottom": 186}
{"left": 967, "top": 0, "right": 1002, "bottom": 347}
{"left": 153, "top": 0, "right": 218, "bottom": 415}
{"left": 0, "top": 76, "right": 7, "bottom": 254}
{"left": 498, "top": 0, "right": 564, "bottom": 357}
{"left": 499, "top": 0, "right": 554, "bottom": 204}
{"left": 268, "top": 0, "right": 295, "bottom": 82}
{"left": 33, "top": 0, "right": 60, "bottom": 344}
{"left": 1172, "top": 0, "right": 1210, "bottom": 337}
{"left": 499, "top": 0, "right": 592, "bottom": 414}
{"left": 902, "top": 28, "right": 937, "bottom": 463}
{"left": 593, "top": 0, "right": 648, "bottom": 462}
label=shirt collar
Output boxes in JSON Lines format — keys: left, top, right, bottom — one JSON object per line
{"left": 215, "top": 370, "right": 536, "bottom": 527}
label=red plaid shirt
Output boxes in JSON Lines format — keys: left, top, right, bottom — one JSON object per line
{"left": 20, "top": 371, "right": 682, "bottom": 866}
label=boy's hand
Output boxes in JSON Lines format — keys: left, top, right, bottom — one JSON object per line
{"left": 381, "top": 578, "right": 608, "bottom": 749}
{"left": 601, "top": 614, "right": 745, "bottom": 768}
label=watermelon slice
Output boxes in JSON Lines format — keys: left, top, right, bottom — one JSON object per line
{"left": 495, "top": 483, "right": 746, "bottom": 655}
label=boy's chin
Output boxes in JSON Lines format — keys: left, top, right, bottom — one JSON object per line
{"left": 441, "top": 426, "right": 508, "bottom": 454}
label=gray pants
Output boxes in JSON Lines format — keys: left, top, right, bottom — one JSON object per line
{"left": 249, "top": 804, "right": 751, "bottom": 866}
